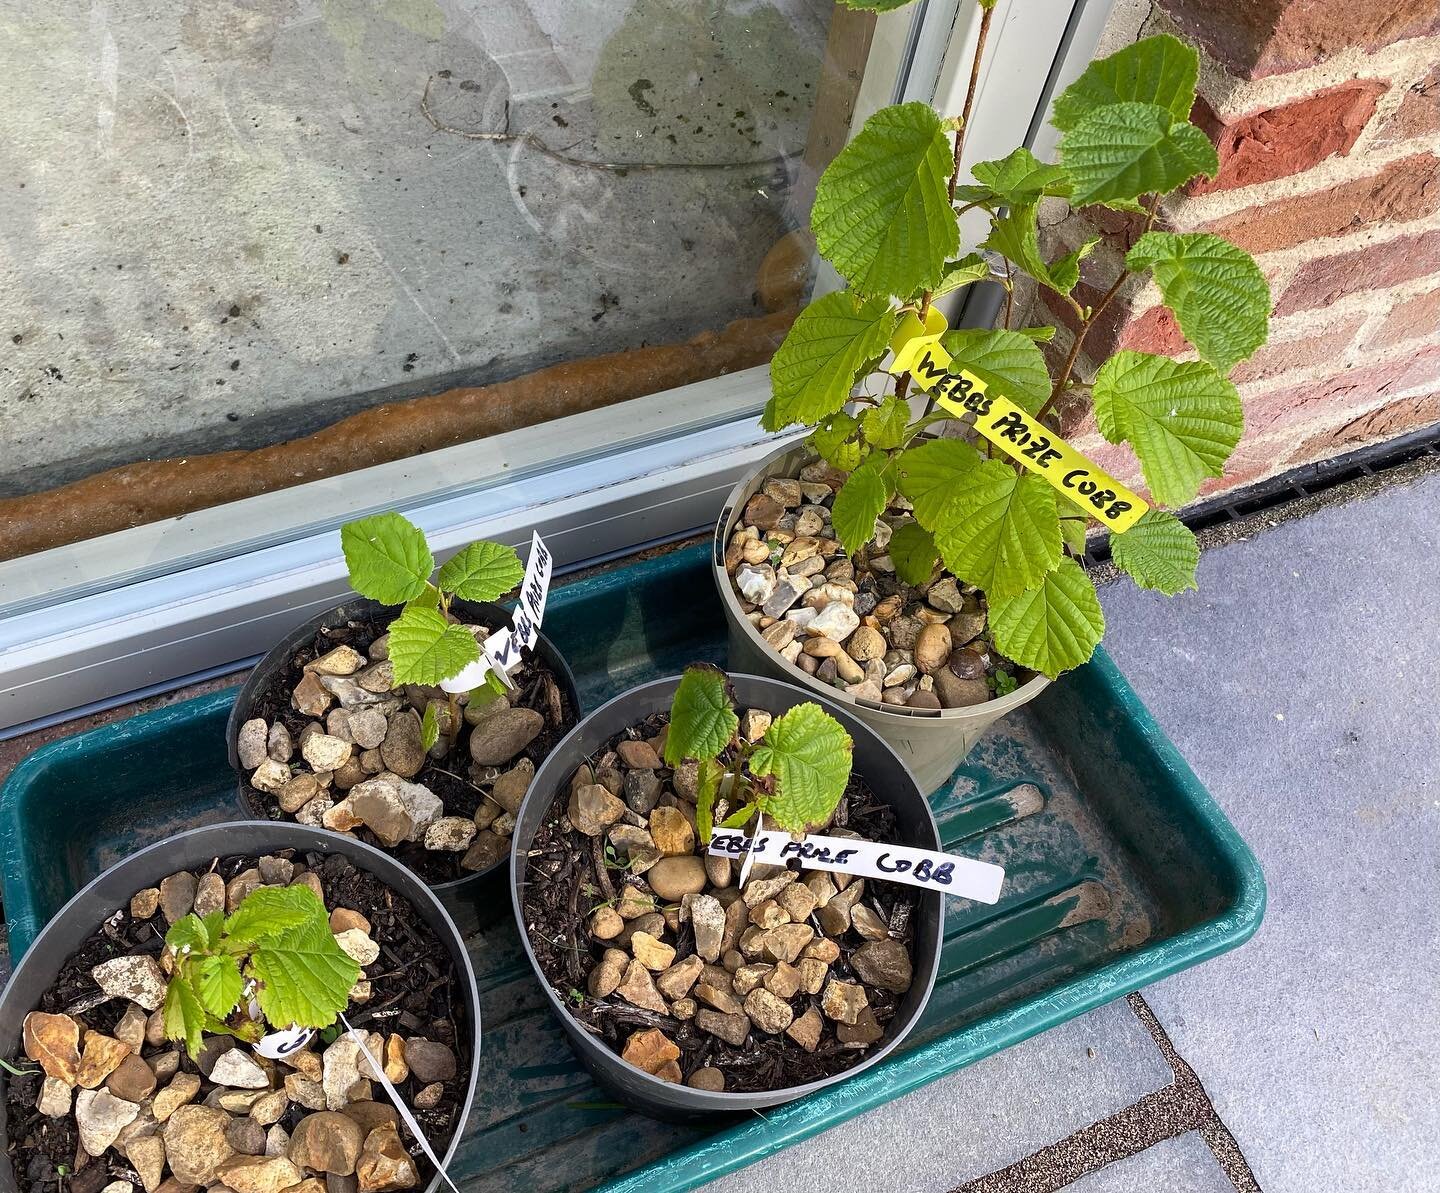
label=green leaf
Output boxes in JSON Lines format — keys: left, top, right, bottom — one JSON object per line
{"left": 751, "top": 704, "right": 854, "bottom": 834}
{"left": 694, "top": 757, "right": 725, "bottom": 843}
{"left": 664, "top": 666, "right": 738, "bottom": 765}
{"left": 1110, "top": 508, "right": 1198, "bottom": 595}
{"left": 929, "top": 254, "right": 991, "bottom": 301}
{"left": 941, "top": 328, "right": 1051, "bottom": 413}
{"left": 166, "top": 914, "right": 212, "bottom": 955}
{"left": 248, "top": 916, "right": 362, "bottom": 1031}
{"left": 1060, "top": 516, "right": 1090, "bottom": 554}
{"left": 1015, "top": 325, "right": 1058, "bottom": 343}
{"left": 983, "top": 202, "right": 1098, "bottom": 295}
{"left": 436, "top": 541, "right": 524, "bottom": 602}
{"left": 812, "top": 101, "right": 958, "bottom": 297}
{"left": 224, "top": 885, "right": 326, "bottom": 950}
{"left": 387, "top": 604, "right": 482, "bottom": 686}
{"left": 1126, "top": 232, "right": 1270, "bottom": 372}
{"left": 955, "top": 147, "right": 1071, "bottom": 207}
{"left": 163, "top": 971, "right": 206, "bottom": 1060}
{"left": 1060, "top": 102, "right": 1217, "bottom": 207}
{"left": 720, "top": 803, "right": 758, "bottom": 830}
{"left": 861, "top": 396, "right": 910, "bottom": 450}
{"left": 831, "top": 456, "right": 892, "bottom": 555}
{"left": 1052, "top": 34, "right": 1199, "bottom": 132}
{"left": 989, "top": 556, "right": 1105, "bottom": 678}
{"left": 810, "top": 411, "right": 869, "bottom": 472}
{"left": 340, "top": 513, "right": 434, "bottom": 605}
{"left": 420, "top": 702, "right": 440, "bottom": 751}
{"left": 896, "top": 438, "right": 982, "bottom": 531}
{"left": 889, "top": 520, "right": 939, "bottom": 586}
{"left": 933, "top": 463, "right": 1062, "bottom": 599}
{"left": 764, "top": 292, "right": 897, "bottom": 431}
{"left": 1092, "top": 351, "right": 1243, "bottom": 506}
{"left": 193, "top": 955, "right": 244, "bottom": 1020}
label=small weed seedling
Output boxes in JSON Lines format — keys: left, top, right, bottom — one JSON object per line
{"left": 162, "top": 884, "right": 360, "bottom": 1058}
{"left": 663, "top": 665, "right": 855, "bottom": 841}
{"left": 341, "top": 510, "right": 525, "bottom": 744}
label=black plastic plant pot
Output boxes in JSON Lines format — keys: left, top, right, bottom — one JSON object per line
{"left": 510, "top": 672, "right": 945, "bottom": 1119}
{"left": 0, "top": 822, "right": 481, "bottom": 1193}
{"left": 227, "top": 596, "right": 582, "bottom": 936}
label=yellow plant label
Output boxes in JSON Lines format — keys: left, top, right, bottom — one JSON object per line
{"left": 887, "top": 311, "right": 1149, "bottom": 533}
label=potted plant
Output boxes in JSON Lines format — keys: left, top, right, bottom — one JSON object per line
{"left": 227, "top": 512, "right": 580, "bottom": 932}
{"left": 714, "top": 8, "right": 1270, "bottom": 791}
{"left": 510, "top": 665, "right": 945, "bottom": 1116}
{"left": 0, "top": 823, "right": 480, "bottom": 1193}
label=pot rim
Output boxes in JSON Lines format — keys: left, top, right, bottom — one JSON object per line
{"left": 713, "top": 439, "right": 1051, "bottom": 721}
{"left": 226, "top": 594, "right": 582, "bottom": 892}
{"left": 509, "top": 671, "right": 944, "bottom": 1108}
{"left": 0, "top": 821, "right": 481, "bottom": 1193}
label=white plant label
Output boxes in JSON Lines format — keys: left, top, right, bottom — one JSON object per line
{"left": 341, "top": 1013, "right": 462, "bottom": 1193}
{"left": 254, "top": 1024, "right": 315, "bottom": 1060}
{"left": 440, "top": 532, "right": 555, "bottom": 693}
{"left": 708, "top": 829, "right": 1005, "bottom": 903}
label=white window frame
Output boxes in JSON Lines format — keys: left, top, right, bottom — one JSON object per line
{"left": 0, "top": 0, "right": 1114, "bottom": 734}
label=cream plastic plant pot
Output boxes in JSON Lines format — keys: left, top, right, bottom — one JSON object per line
{"left": 713, "top": 442, "right": 1049, "bottom": 794}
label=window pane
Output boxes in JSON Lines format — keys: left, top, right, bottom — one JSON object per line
{"left": 1, "top": 1, "right": 880, "bottom": 559}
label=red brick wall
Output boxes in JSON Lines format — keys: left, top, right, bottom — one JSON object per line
{"left": 1031, "top": 0, "right": 1440, "bottom": 501}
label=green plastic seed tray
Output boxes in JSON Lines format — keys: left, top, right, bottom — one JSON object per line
{"left": 0, "top": 541, "right": 1264, "bottom": 1192}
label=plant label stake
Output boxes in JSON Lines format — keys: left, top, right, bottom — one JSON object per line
{"left": 441, "top": 531, "right": 555, "bottom": 693}
{"left": 254, "top": 1024, "right": 315, "bottom": 1060}
{"left": 708, "top": 828, "right": 1006, "bottom": 903}
{"left": 342, "top": 1013, "right": 464, "bottom": 1193}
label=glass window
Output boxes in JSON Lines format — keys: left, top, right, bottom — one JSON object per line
{"left": 1, "top": 0, "right": 881, "bottom": 560}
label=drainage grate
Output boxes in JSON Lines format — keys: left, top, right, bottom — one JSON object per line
{"left": 1085, "top": 420, "right": 1440, "bottom": 563}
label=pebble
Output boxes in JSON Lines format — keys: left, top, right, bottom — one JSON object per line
{"left": 152, "top": 1072, "right": 201, "bottom": 1122}
{"left": 490, "top": 759, "right": 534, "bottom": 814}
{"left": 762, "top": 478, "right": 802, "bottom": 508}
{"left": 160, "top": 1104, "right": 234, "bottom": 1185}
{"left": 742, "top": 493, "right": 785, "bottom": 529}
{"left": 225, "top": 1116, "right": 268, "bottom": 1157}
{"left": 948, "top": 609, "right": 987, "bottom": 644}
{"left": 648, "top": 806, "right": 694, "bottom": 856}
{"left": 806, "top": 602, "right": 860, "bottom": 642}
{"left": 193, "top": 872, "right": 225, "bottom": 919}
{"left": 926, "top": 577, "right": 966, "bottom": 613}
{"left": 654, "top": 955, "right": 704, "bottom": 1000}
{"left": 645, "top": 856, "right": 707, "bottom": 901}
{"left": 568, "top": 784, "right": 625, "bottom": 836}
{"left": 850, "top": 904, "right": 890, "bottom": 941}
{"left": 469, "top": 706, "right": 544, "bottom": 766}
{"left": 210, "top": 1049, "right": 269, "bottom": 1089}
{"left": 92, "top": 955, "right": 168, "bottom": 1011}
{"left": 334, "top": 928, "right": 381, "bottom": 966}
{"left": 688, "top": 1066, "right": 726, "bottom": 1092}
{"left": 237, "top": 719, "right": 269, "bottom": 770}
{"left": 423, "top": 817, "right": 476, "bottom": 852}
{"left": 402, "top": 1038, "right": 455, "bottom": 1083}
{"left": 620, "top": 1028, "right": 681, "bottom": 1076}
{"left": 129, "top": 888, "right": 161, "bottom": 920}
{"left": 104, "top": 1054, "right": 156, "bottom": 1103}
{"left": 302, "top": 732, "right": 353, "bottom": 772}
{"left": 630, "top": 931, "right": 676, "bottom": 972}
{"left": 250, "top": 759, "right": 292, "bottom": 793}
{"left": 414, "top": 1083, "right": 445, "bottom": 1110}
{"left": 588, "top": 948, "right": 628, "bottom": 997}
{"left": 760, "top": 577, "right": 810, "bottom": 619}
{"left": 786, "top": 1007, "right": 825, "bottom": 1052}
{"left": 292, "top": 672, "right": 333, "bottom": 716}
{"left": 821, "top": 979, "right": 870, "bottom": 1025}
{"left": 288, "top": 1111, "right": 364, "bottom": 1176}
{"left": 36, "top": 1076, "right": 71, "bottom": 1117}
{"left": 616, "top": 959, "right": 668, "bottom": 1013}
{"left": 694, "top": 1007, "right": 751, "bottom": 1046}
{"left": 75, "top": 1088, "right": 141, "bottom": 1158}
{"left": 744, "top": 987, "right": 794, "bottom": 1034}
{"left": 933, "top": 669, "right": 991, "bottom": 708}
{"left": 310, "top": 644, "right": 365, "bottom": 676}
{"left": 735, "top": 563, "right": 776, "bottom": 605}
{"left": 356, "top": 1123, "right": 419, "bottom": 1192}
{"left": 75, "top": 1033, "right": 131, "bottom": 1089}
{"left": 850, "top": 939, "right": 915, "bottom": 993}
{"left": 913, "top": 622, "right": 953, "bottom": 673}
{"left": 590, "top": 906, "right": 624, "bottom": 940}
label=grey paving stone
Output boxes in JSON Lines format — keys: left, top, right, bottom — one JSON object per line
{"left": 699, "top": 1000, "right": 1172, "bottom": 1193}
{"left": 1098, "top": 472, "right": 1440, "bottom": 1193}
{"left": 1067, "top": 1132, "right": 1233, "bottom": 1192}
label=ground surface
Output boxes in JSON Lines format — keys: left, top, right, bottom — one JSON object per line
{"left": 0, "top": 0, "right": 829, "bottom": 495}
{"left": 1, "top": 467, "right": 1435, "bottom": 1190}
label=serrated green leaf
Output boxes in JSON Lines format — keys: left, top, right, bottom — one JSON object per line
{"left": 1060, "top": 515, "right": 1090, "bottom": 554}
{"left": 896, "top": 438, "right": 982, "bottom": 531}
{"left": 664, "top": 666, "right": 739, "bottom": 765}
{"left": 1126, "top": 232, "right": 1270, "bottom": 372}
{"left": 248, "top": 915, "right": 361, "bottom": 1031}
{"left": 721, "top": 803, "right": 758, "bottom": 830}
{"left": 933, "top": 463, "right": 1062, "bottom": 599}
{"left": 889, "top": 520, "right": 939, "bottom": 585}
{"left": 436, "top": 541, "right": 524, "bottom": 602}
{"left": 695, "top": 757, "right": 724, "bottom": 843}
{"left": 1015, "top": 325, "right": 1058, "bottom": 343}
{"left": 420, "top": 702, "right": 440, "bottom": 751}
{"left": 224, "top": 885, "right": 326, "bottom": 950}
{"left": 163, "top": 969, "right": 206, "bottom": 1059}
{"left": 388, "top": 604, "right": 482, "bottom": 686}
{"left": 340, "top": 513, "right": 434, "bottom": 605}
{"left": 983, "top": 201, "right": 1098, "bottom": 296}
{"left": 929, "top": 254, "right": 992, "bottom": 301}
{"left": 751, "top": 704, "right": 854, "bottom": 834}
{"left": 810, "top": 411, "right": 869, "bottom": 472}
{"left": 1060, "top": 102, "right": 1216, "bottom": 207}
{"left": 831, "top": 456, "right": 892, "bottom": 555}
{"left": 861, "top": 396, "right": 910, "bottom": 450}
{"left": 1110, "top": 508, "right": 1198, "bottom": 595}
{"left": 812, "top": 102, "right": 958, "bottom": 297}
{"left": 166, "top": 914, "right": 212, "bottom": 955}
{"left": 955, "top": 147, "right": 1071, "bottom": 207}
{"left": 941, "top": 328, "right": 1052, "bottom": 413}
{"left": 989, "top": 556, "right": 1104, "bottom": 678}
{"left": 194, "top": 954, "right": 244, "bottom": 1020}
{"left": 1093, "top": 351, "right": 1243, "bottom": 506}
{"left": 764, "top": 292, "right": 897, "bottom": 431}
{"left": 1052, "top": 34, "right": 1199, "bottom": 132}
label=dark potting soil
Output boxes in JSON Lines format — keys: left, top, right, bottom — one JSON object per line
{"left": 4, "top": 850, "right": 470, "bottom": 1193}
{"left": 241, "top": 610, "right": 575, "bottom": 884}
{"left": 521, "top": 711, "right": 921, "bottom": 1095}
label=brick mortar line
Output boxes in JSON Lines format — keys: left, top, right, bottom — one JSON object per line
{"left": 948, "top": 994, "right": 1261, "bottom": 1193}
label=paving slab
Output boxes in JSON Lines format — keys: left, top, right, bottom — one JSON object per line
{"left": 1068, "top": 1133, "right": 1234, "bottom": 1192}
{"left": 699, "top": 1000, "right": 1172, "bottom": 1193}
{"left": 1097, "top": 472, "right": 1440, "bottom": 1193}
